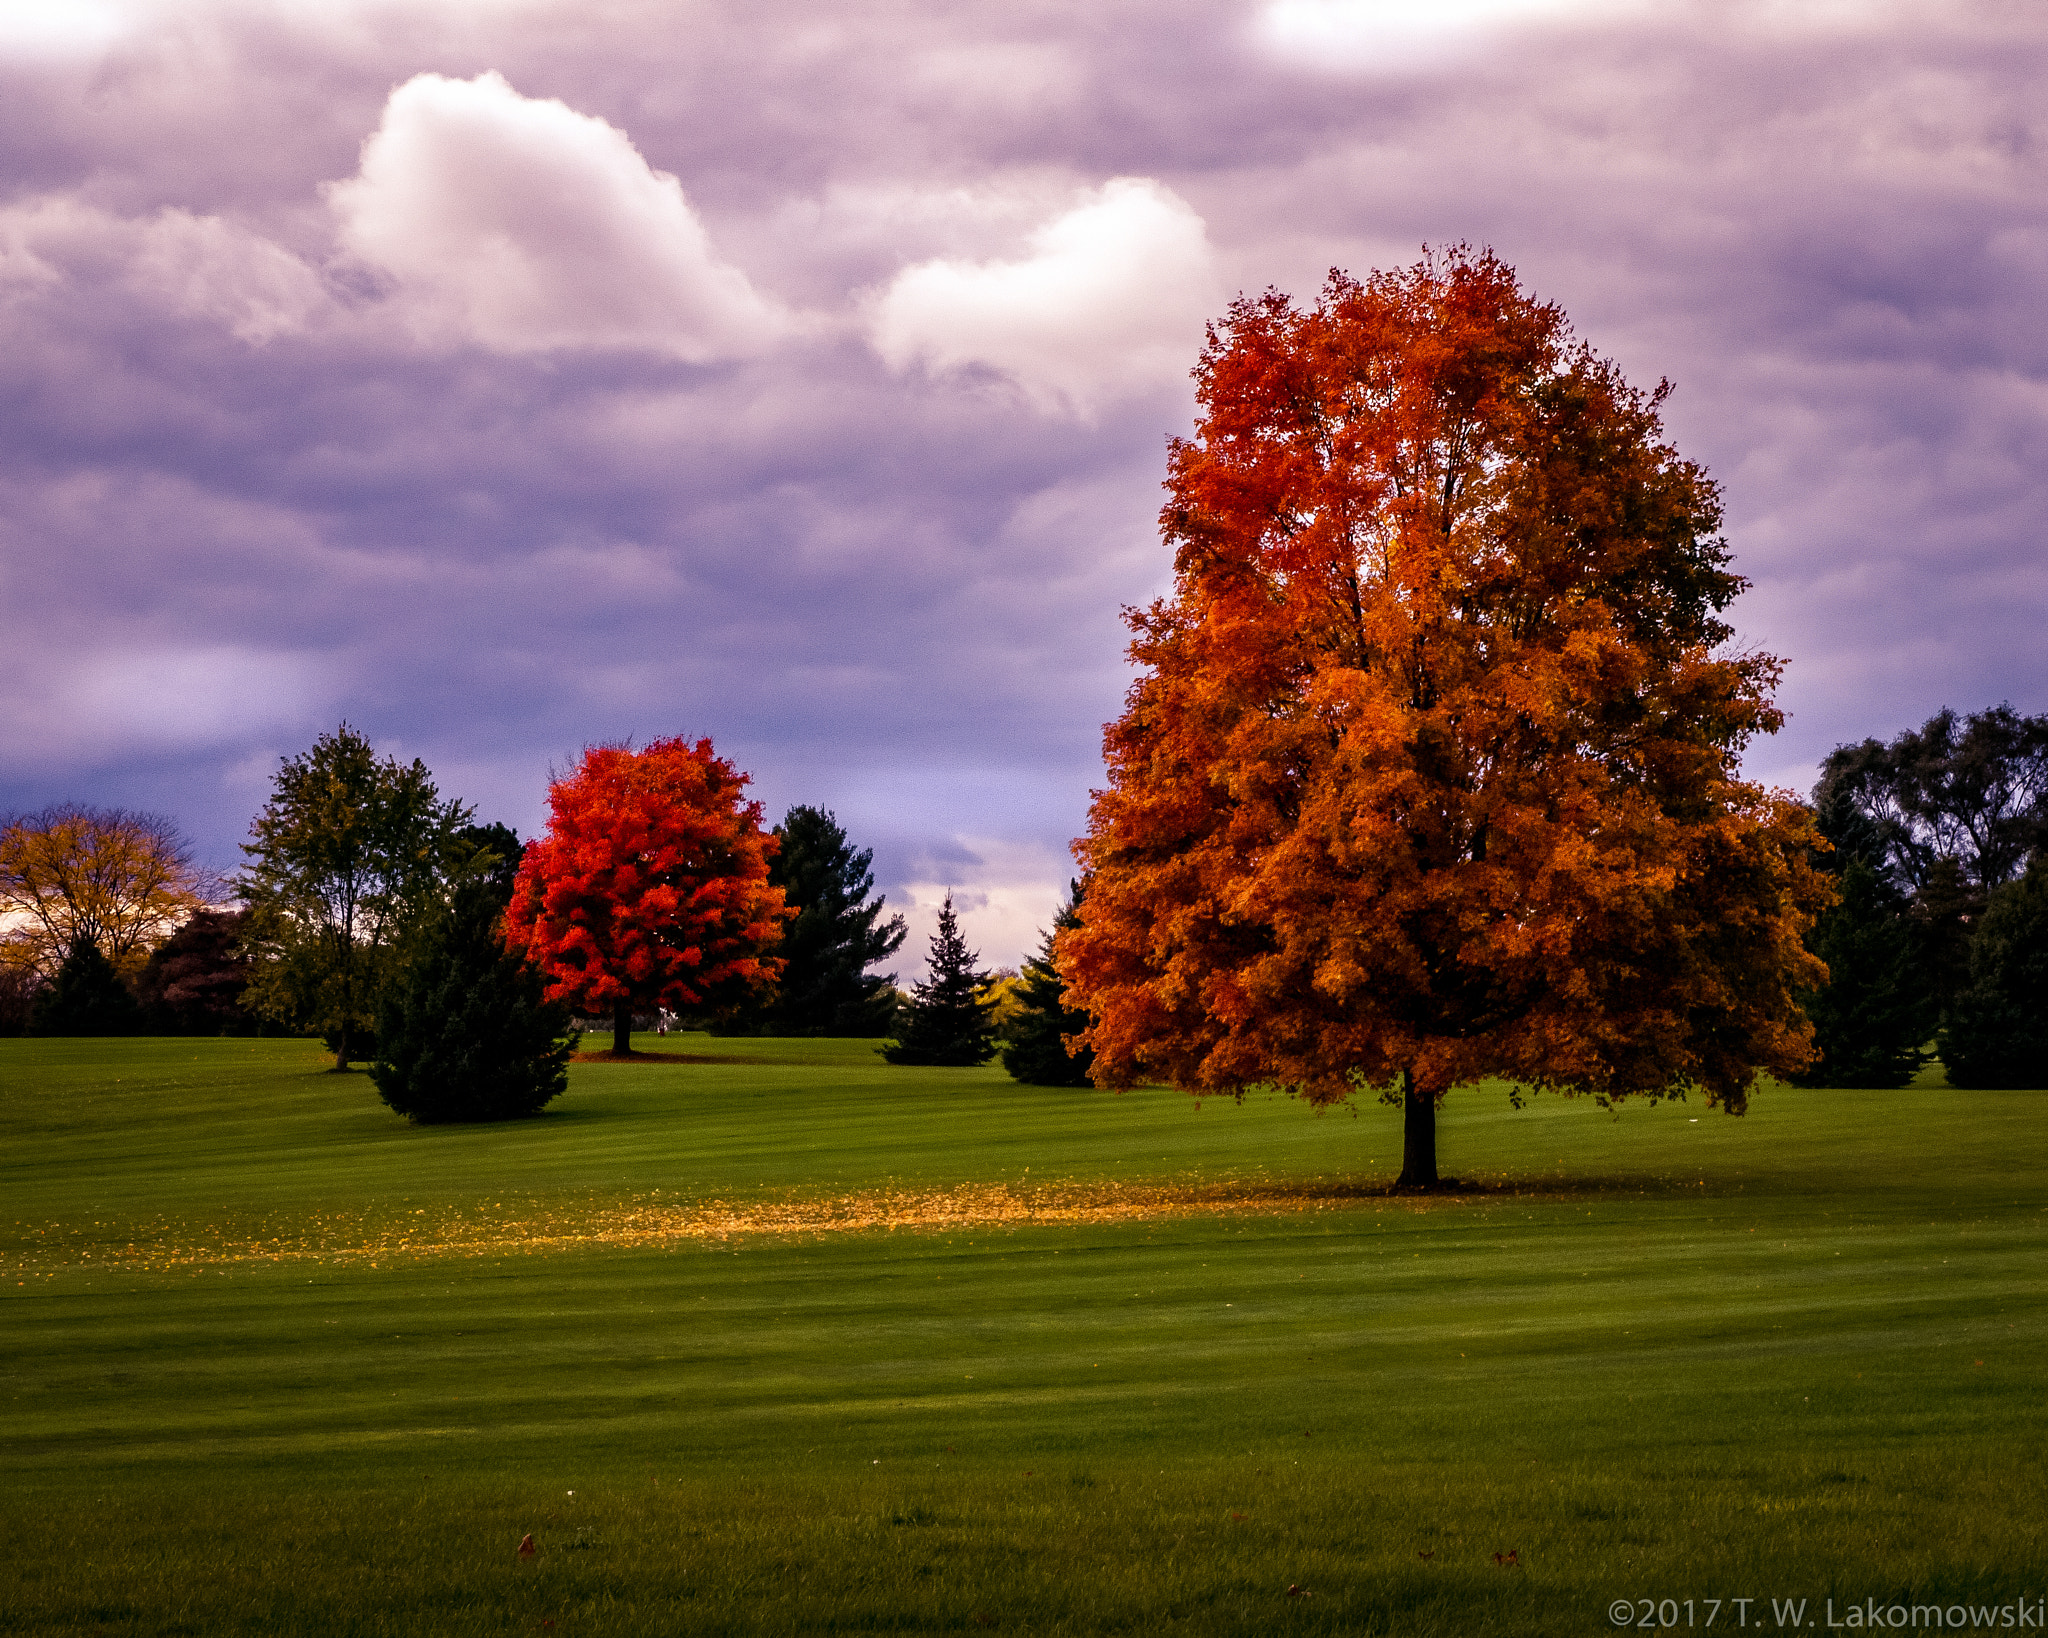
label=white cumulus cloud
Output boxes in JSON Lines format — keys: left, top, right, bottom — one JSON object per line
{"left": 329, "top": 70, "right": 785, "bottom": 360}
{"left": 870, "top": 177, "right": 1221, "bottom": 417}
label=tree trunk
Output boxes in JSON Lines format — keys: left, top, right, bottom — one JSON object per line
{"left": 1398, "top": 1069, "right": 1438, "bottom": 1189}
{"left": 613, "top": 1001, "right": 632, "bottom": 1057}
{"left": 333, "top": 1022, "right": 350, "bottom": 1073}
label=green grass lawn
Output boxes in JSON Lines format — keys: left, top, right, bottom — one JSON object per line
{"left": 3, "top": 1036, "right": 2045, "bottom": 1635}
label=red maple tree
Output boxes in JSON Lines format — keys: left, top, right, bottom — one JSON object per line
{"left": 505, "top": 738, "right": 788, "bottom": 1055}
{"left": 1059, "top": 250, "right": 1832, "bottom": 1186}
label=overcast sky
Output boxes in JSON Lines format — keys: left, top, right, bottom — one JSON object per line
{"left": 1, "top": 0, "right": 2043, "bottom": 974}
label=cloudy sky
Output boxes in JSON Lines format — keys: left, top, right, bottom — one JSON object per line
{"left": 1, "top": 0, "right": 2043, "bottom": 973}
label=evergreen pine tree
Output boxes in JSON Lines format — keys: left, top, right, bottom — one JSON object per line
{"left": 1002, "top": 881, "right": 1096, "bottom": 1086}
{"left": 31, "top": 934, "right": 142, "bottom": 1036}
{"left": 730, "top": 807, "right": 906, "bottom": 1035}
{"left": 1939, "top": 857, "right": 2048, "bottom": 1089}
{"left": 881, "top": 895, "right": 997, "bottom": 1066}
{"left": 1792, "top": 860, "right": 1932, "bottom": 1087}
{"left": 370, "top": 872, "right": 578, "bottom": 1122}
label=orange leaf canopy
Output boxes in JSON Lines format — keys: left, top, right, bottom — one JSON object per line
{"left": 506, "top": 737, "right": 788, "bottom": 1017}
{"left": 1062, "top": 250, "right": 1830, "bottom": 1113}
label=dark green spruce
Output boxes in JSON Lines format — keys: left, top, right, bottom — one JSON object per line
{"left": 881, "top": 894, "right": 997, "bottom": 1067}
{"left": 370, "top": 839, "right": 577, "bottom": 1123}
{"left": 31, "top": 934, "right": 142, "bottom": 1037}
{"left": 728, "top": 807, "right": 906, "bottom": 1036}
{"left": 1002, "top": 881, "right": 1096, "bottom": 1086}
{"left": 1939, "top": 857, "right": 2048, "bottom": 1089}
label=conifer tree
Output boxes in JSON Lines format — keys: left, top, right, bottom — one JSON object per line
{"left": 731, "top": 806, "right": 906, "bottom": 1035}
{"left": 1939, "top": 857, "right": 2048, "bottom": 1089}
{"left": 1002, "top": 882, "right": 1096, "bottom": 1086}
{"left": 882, "top": 895, "right": 998, "bottom": 1067}
{"left": 370, "top": 868, "right": 578, "bottom": 1123}
{"left": 31, "top": 934, "right": 142, "bottom": 1036}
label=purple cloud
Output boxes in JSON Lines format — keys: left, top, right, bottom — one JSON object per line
{"left": 2, "top": 0, "right": 2044, "bottom": 972}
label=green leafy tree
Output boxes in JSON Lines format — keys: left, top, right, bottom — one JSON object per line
{"left": 1818, "top": 704, "right": 2048, "bottom": 1025}
{"left": 1002, "top": 882, "right": 1097, "bottom": 1087}
{"left": 240, "top": 724, "right": 471, "bottom": 1070}
{"left": 730, "top": 806, "right": 906, "bottom": 1035}
{"left": 882, "top": 895, "right": 998, "bottom": 1067}
{"left": 1939, "top": 857, "right": 2048, "bottom": 1089}
{"left": 1816, "top": 704, "right": 2048, "bottom": 895}
{"left": 31, "top": 934, "right": 142, "bottom": 1036}
{"left": 1793, "top": 861, "right": 1931, "bottom": 1088}
{"left": 369, "top": 865, "right": 578, "bottom": 1123}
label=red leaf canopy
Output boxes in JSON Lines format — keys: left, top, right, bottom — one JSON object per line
{"left": 506, "top": 737, "right": 788, "bottom": 1017}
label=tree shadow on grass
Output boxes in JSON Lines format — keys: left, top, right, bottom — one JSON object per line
{"left": 1258, "top": 1174, "right": 1745, "bottom": 1206}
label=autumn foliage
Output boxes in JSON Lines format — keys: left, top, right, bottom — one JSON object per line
{"left": 505, "top": 738, "right": 788, "bottom": 1054}
{"left": 1059, "top": 250, "right": 1832, "bottom": 1185}
{"left": 0, "top": 805, "right": 208, "bottom": 980}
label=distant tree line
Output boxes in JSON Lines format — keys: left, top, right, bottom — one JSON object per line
{"left": 5, "top": 701, "right": 2040, "bottom": 1100}
{"left": 1804, "top": 704, "right": 2048, "bottom": 1087}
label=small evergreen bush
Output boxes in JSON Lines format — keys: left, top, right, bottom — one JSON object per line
{"left": 370, "top": 877, "right": 577, "bottom": 1122}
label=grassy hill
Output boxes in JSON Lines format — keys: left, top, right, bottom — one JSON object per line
{"left": 3, "top": 1036, "right": 2044, "bottom": 1634}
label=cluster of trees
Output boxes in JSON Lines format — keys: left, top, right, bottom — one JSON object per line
{"left": 0, "top": 804, "right": 248, "bottom": 1037}
{"left": 6, "top": 252, "right": 2039, "bottom": 1143}
{"left": 1804, "top": 705, "right": 2048, "bottom": 1088}
{"left": 0, "top": 721, "right": 1101, "bottom": 1106}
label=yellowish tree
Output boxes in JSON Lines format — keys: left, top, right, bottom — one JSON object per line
{"left": 0, "top": 805, "right": 210, "bottom": 978}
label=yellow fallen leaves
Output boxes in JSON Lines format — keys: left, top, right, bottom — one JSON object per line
{"left": 7, "top": 1178, "right": 1396, "bottom": 1272}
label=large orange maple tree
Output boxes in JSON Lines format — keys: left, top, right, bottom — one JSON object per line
{"left": 505, "top": 738, "right": 788, "bottom": 1055}
{"left": 1060, "top": 250, "right": 1832, "bottom": 1187}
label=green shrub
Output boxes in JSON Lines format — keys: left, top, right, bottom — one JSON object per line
{"left": 370, "top": 878, "right": 577, "bottom": 1122}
